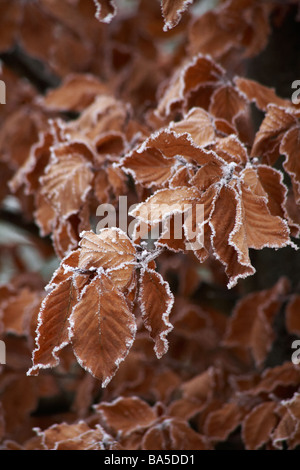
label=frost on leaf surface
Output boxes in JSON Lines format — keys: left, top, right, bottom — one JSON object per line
{"left": 28, "top": 229, "right": 137, "bottom": 385}
{"left": 69, "top": 273, "right": 136, "bottom": 387}
{"left": 161, "top": 0, "right": 193, "bottom": 31}
{"left": 79, "top": 229, "right": 136, "bottom": 291}
{"left": 28, "top": 277, "right": 79, "bottom": 375}
{"left": 93, "top": 0, "right": 116, "bottom": 23}
{"left": 40, "top": 146, "right": 94, "bottom": 219}
{"left": 139, "top": 267, "right": 174, "bottom": 359}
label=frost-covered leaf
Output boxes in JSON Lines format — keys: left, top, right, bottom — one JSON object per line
{"left": 27, "top": 276, "right": 84, "bottom": 375}
{"left": 171, "top": 107, "right": 216, "bottom": 147}
{"left": 69, "top": 273, "right": 136, "bottom": 387}
{"left": 204, "top": 402, "right": 242, "bottom": 441}
{"left": 242, "top": 402, "right": 277, "bottom": 450}
{"left": 211, "top": 134, "right": 248, "bottom": 165}
{"left": 42, "top": 74, "right": 108, "bottom": 112}
{"left": 142, "top": 417, "right": 209, "bottom": 450}
{"left": 250, "top": 362, "right": 300, "bottom": 396}
{"left": 210, "top": 185, "right": 255, "bottom": 288}
{"left": 188, "top": 0, "right": 271, "bottom": 59}
{"left": 251, "top": 105, "right": 297, "bottom": 164}
{"left": 93, "top": 0, "right": 116, "bottom": 23}
{"left": 79, "top": 229, "right": 136, "bottom": 291}
{"left": 235, "top": 77, "right": 291, "bottom": 112}
{"left": 35, "top": 421, "right": 110, "bottom": 450}
{"left": 1, "top": 288, "right": 41, "bottom": 338}
{"left": 131, "top": 187, "right": 200, "bottom": 225}
{"left": 161, "top": 0, "right": 193, "bottom": 31}
{"left": 280, "top": 125, "right": 300, "bottom": 204}
{"left": 272, "top": 394, "right": 300, "bottom": 449}
{"left": 139, "top": 268, "right": 174, "bottom": 358}
{"left": 155, "top": 54, "right": 224, "bottom": 117}
{"left": 209, "top": 84, "right": 247, "bottom": 124}
{"left": 94, "top": 396, "right": 157, "bottom": 435}
{"left": 121, "top": 139, "right": 176, "bottom": 188}
{"left": 40, "top": 150, "right": 94, "bottom": 219}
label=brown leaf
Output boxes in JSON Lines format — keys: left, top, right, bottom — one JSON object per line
{"left": 210, "top": 185, "right": 255, "bottom": 288}
{"left": 212, "top": 134, "right": 248, "bottom": 165}
{"left": 36, "top": 421, "right": 108, "bottom": 450}
{"left": 95, "top": 396, "right": 157, "bottom": 435}
{"left": 69, "top": 273, "right": 136, "bottom": 386}
{"left": 1, "top": 288, "right": 42, "bottom": 338}
{"left": 131, "top": 187, "right": 200, "bottom": 225}
{"left": 40, "top": 148, "right": 94, "bottom": 219}
{"left": 256, "top": 165, "right": 291, "bottom": 224}
{"left": 204, "top": 402, "right": 242, "bottom": 441}
{"left": 0, "top": 106, "right": 46, "bottom": 169}
{"left": 235, "top": 77, "right": 291, "bottom": 112}
{"left": 188, "top": 8, "right": 240, "bottom": 59}
{"left": 138, "top": 268, "right": 174, "bottom": 358}
{"left": 122, "top": 144, "right": 175, "bottom": 188}
{"left": 224, "top": 278, "right": 289, "bottom": 367}
{"left": 188, "top": 0, "right": 272, "bottom": 59}
{"left": 272, "top": 394, "right": 300, "bottom": 449}
{"left": 250, "top": 362, "right": 300, "bottom": 396}
{"left": 209, "top": 84, "right": 247, "bottom": 124}
{"left": 78, "top": 229, "right": 136, "bottom": 291}
{"left": 272, "top": 409, "right": 298, "bottom": 450}
{"left": 167, "top": 398, "right": 205, "bottom": 420}
{"left": 280, "top": 124, "right": 300, "bottom": 204}
{"left": 252, "top": 105, "right": 297, "bottom": 165}
{"left": 155, "top": 55, "right": 224, "bottom": 117}
{"left": 28, "top": 276, "right": 81, "bottom": 375}
{"left": 181, "top": 368, "right": 215, "bottom": 404}
{"left": 142, "top": 417, "right": 208, "bottom": 450}
{"left": 242, "top": 402, "right": 278, "bottom": 450}
{"left": 171, "top": 107, "right": 216, "bottom": 147}
{"left": 161, "top": 0, "right": 192, "bottom": 31}
{"left": 237, "top": 177, "right": 291, "bottom": 251}
{"left": 42, "top": 74, "right": 109, "bottom": 112}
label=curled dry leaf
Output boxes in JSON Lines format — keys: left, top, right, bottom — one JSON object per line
{"left": 188, "top": 0, "right": 272, "bottom": 59}
{"left": 139, "top": 267, "right": 174, "bottom": 359}
{"left": 235, "top": 77, "right": 292, "bottom": 112}
{"left": 78, "top": 229, "right": 137, "bottom": 291}
{"left": 42, "top": 74, "right": 109, "bottom": 112}
{"left": 28, "top": 277, "right": 80, "bottom": 375}
{"left": 272, "top": 393, "right": 300, "bottom": 449}
{"left": 204, "top": 402, "right": 242, "bottom": 442}
{"left": 94, "top": 396, "right": 157, "bottom": 436}
{"left": 161, "top": 0, "right": 193, "bottom": 31}
{"left": 35, "top": 421, "right": 114, "bottom": 450}
{"left": 40, "top": 148, "right": 94, "bottom": 220}
{"left": 242, "top": 402, "right": 278, "bottom": 450}
{"left": 142, "top": 417, "right": 209, "bottom": 450}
